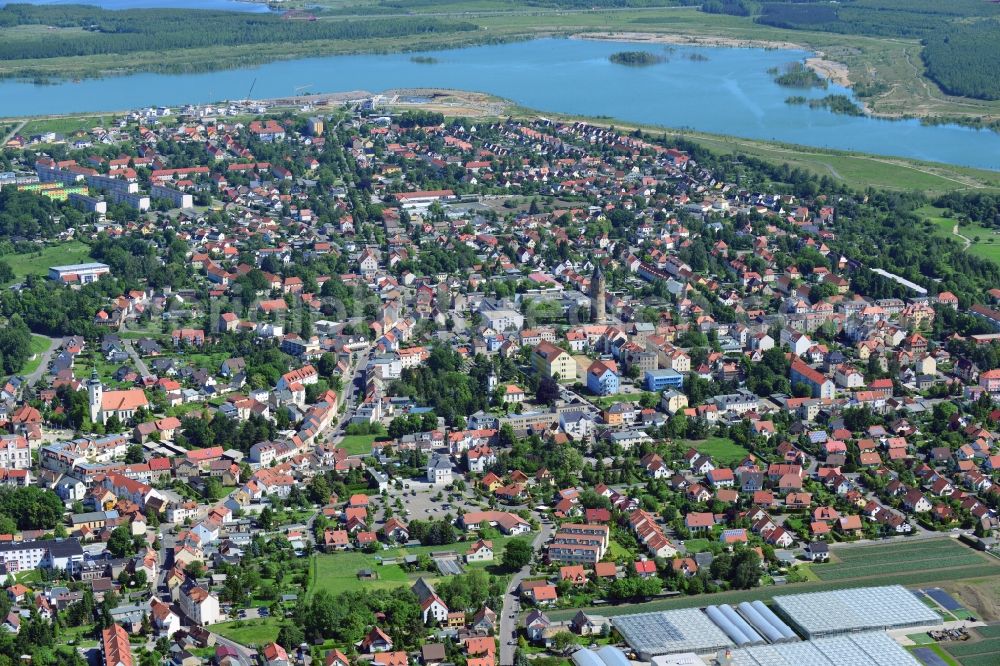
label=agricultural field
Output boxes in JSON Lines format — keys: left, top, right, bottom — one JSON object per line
{"left": 1, "top": 241, "right": 93, "bottom": 283}
{"left": 813, "top": 539, "right": 988, "bottom": 582}
{"left": 548, "top": 538, "right": 1000, "bottom": 622}
{"left": 943, "top": 633, "right": 1000, "bottom": 666}
{"left": 679, "top": 436, "right": 749, "bottom": 466}
{"left": 910, "top": 644, "right": 959, "bottom": 666}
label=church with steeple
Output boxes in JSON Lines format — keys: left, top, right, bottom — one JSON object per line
{"left": 88, "top": 370, "right": 149, "bottom": 425}
{"left": 590, "top": 264, "right": 607, "bottom": 324}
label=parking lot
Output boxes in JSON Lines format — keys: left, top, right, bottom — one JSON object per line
{"left": 381, "top": 478, "right": 485, "bottom": 522}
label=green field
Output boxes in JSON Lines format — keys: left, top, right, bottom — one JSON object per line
{"left": 20, "top": 115, "right": 110, "bottom": 138}
{"left": 682, "top": 538, "right": 711, "bottom": 554}
{"left": 547, "top": 538, "right": 1000, "bottom": 621}
{"left": 814, "top": 539, "right": 988, "bottom": 582}
{"left": 339, "top": 434, "right": 377, "bottom": 455}
{"left": 312, "top": 551, "right": 410, "bottom": 593}
{"left": 607, "top": 539, "right": 633, "bottom": 561}
{"left": 1, "top": 241, "right": 94, "bottom": 283}
{"left": 919, "top": 205, "right": 1000, "bottom": 265}
{"left": 679, "top": 436, "right": 749, "bottom": 466}
{"left": 212, "top": 617, "right": 281, "bottom": 647}
{"left": 310, "top": 533, "right": 530, "bottom": 595}
{"left": 18, "top": 334, "right": 52, "bottom": 375}
{"left": 944, "top": 636, "right": 1000, "bottom": 666}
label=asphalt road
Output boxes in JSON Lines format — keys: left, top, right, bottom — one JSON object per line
{"left": 123, "top": 338, "right": 153, "bottom": 378}
{"left": 499, "top": 521, "right": 554, "bottom": 666}
{"left": 24, "top": 335, "right": 62, "bottom": 387}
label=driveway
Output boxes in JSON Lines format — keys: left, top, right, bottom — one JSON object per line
{"left": 499, "top": 521, "right": 554, "bottom": 666}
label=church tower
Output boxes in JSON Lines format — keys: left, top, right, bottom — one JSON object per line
{"left": 88, "top": 370, "right": 103, "bottom": 424}
{"left": 590, "top": 264, "right": 607, "bottom": 324}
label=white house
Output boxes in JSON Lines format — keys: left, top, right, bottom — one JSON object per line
{"left": 178, "top": 584, "right": 220, "bottom": 626}
{"left": 426, "top": 455, "right": 453, "bottom": 485}
{"left": 465, "top": 539, "right": 494, "bottom": 563}
{"left": 421, "top": 594, "right": 449, "bottom": 625}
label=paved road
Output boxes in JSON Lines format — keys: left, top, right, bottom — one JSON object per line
{"left": 24, "top": 335, "right": 62, "bottom": 387}
{"left": 123, "top": 339, "right": 153, "bottom": 378}
{"left": 0, "top": 120, "right": 25, "bottom": 147}
{"left": 500, "top": 521, "right": 554, "bottom": 666}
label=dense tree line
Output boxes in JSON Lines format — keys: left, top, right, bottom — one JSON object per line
{"left": 701, "top": 0, "right": 750, "bottom": 17}
{"left": 756, "top": 1, "right": 1000, "bottom": 100}
{"left": 757, "top": 0, "right": 1000, "bottom": 39}
{"left": 0, "top": 188, "right": 85, "bottom": 238}
{"left": 390, "top": 347, "right": 491, "bottom": 425}
{"left": 294, "top": 588, "right": 423, "bottom": 649}
{"left": 829, "top": 191, "right": 1000, "bottom": 304}
{"left": 935, "top": 193, "right": 1000, "bottom": 230}
{"left": 178, "top": 412, "right": 277, "bottom": 454}
{"left": 0, "top": 315, "right": 32, "bottom": 375}
{"left": 922, "top": 21, "right": 1000, "bottom": 101}
{"left": 0, "top": 5, "right": 476, "bottom": 60}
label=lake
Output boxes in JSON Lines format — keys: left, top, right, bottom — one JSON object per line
{"left": 2, "top": 37, "right": 999, "bottom": 171}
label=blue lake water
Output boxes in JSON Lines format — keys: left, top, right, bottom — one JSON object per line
{"left": 2, "top": 37, "right": 998, "bottom": 171}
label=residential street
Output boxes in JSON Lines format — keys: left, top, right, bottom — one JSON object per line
{"left": 123, "top": 338, "right": 152, "bottom": 378}
{"left": 24, "top": 335, "right": 62, "bottom": 387}
{"left": 499, "top": 520, "right": 554, "bottom": 666}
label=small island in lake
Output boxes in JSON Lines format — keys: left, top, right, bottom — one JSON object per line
{"left": 786, "top": 94, "right": 864, "bottom": 116}
{"left": 410, "top": 56, "right": 439, "bottom": 64}
{"left": 770, "top": 62, "right": 828, "bottom": 89}
{"left": 609, "top": 51, "right": 666, "bottom": 66}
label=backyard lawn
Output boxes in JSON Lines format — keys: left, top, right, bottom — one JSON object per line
{"left": 339, "top": 434, "right": 377, "bottom": 455}
{"left": 212, "top": 617, "right": 281, "bottom": 647}
{"left": 681, "top": 538, "right": 711, "bottom": 554}
{"left": 679, "top": 436, "right": 749, "bottom": 466}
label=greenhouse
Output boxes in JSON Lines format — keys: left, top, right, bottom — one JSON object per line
{"left": 728, "top": 631, "right": 921, "bottom": 665}
{"left": 613, "top": 609, "right": 733, "bottom": 659}
{"left": 771, "top": 585, "right": 942, "bottom": 638}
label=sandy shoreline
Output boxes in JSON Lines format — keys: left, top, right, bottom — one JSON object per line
{"left": 574, "top": 31, "right": 853, "bottom": 89}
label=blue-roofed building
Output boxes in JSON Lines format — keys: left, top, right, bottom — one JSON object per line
{"left": 644, "top": 368, "right": 683, "bottom": 392}
{"left": 587, "top": 360, "right": 620, "bottom": 396}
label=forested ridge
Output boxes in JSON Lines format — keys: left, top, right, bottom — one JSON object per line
{"left": 0, "top": 4, "right": 476, "bottom": 60}
{"left": 922, "top": 21, "right": 1000, "bottom": 102}
{"left": 755, "top": 0, "right": 1000, "bottom": 101}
